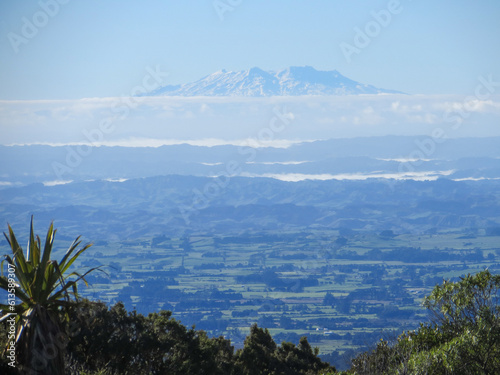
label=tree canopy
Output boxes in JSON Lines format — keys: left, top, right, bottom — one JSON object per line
{"left": 1, "top": 218, "right": 498, "bottom": 374}
{"left": 344, "top": 270, "right": 500, "bottom": 375}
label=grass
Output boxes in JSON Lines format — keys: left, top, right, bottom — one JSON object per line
{"left": 58, "top": 228, "right": 500, "bottom": 355}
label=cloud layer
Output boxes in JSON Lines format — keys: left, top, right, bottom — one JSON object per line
{"left": 1, "top": 94, "right": 500, "bottom": 146}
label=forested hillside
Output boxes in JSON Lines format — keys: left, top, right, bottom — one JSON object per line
{"left": 1, "top": 269, "right": 498, "bottom": 374}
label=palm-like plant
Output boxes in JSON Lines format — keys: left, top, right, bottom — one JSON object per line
{"left": 0, "top": 217, "right": 96, "bottom": 375}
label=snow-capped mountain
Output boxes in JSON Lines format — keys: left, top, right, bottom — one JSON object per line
{"left": 149, "top": 66, "right": 402, "bottom": 96}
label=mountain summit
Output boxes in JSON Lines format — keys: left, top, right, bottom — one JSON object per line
{"left": 149, "top": 66, "right": 402, "bottom": 96}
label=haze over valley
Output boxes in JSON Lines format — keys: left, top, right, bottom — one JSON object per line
{"left": 1, "top": 1, "right": 500, "bottom": 372}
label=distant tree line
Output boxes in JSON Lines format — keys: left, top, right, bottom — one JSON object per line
{"left": 339, "top": 270, "right": 500, "bottom": 374}
{"left": 1, "top": 218, "right": 499, "bottom": 374}
{"left": 337, "top": 246, "right": 484, "bottom": 263}
{"left": 3, "top": 271, "right": 498, "bottom": 374}
{"left": 0, "top": 300, "right": 335, "bottom": 374}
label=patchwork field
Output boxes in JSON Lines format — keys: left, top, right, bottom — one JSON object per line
{"left": 66, "top": 229, "right": 500, "bottom": 367}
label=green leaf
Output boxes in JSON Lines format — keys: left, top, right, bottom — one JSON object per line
{"left": 0, "top": 217, "right": 95, "bottom": 375}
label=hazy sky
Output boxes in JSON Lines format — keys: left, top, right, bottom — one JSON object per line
{"left": 1, "top": 0, "right": 499, "bottom": 99}
{"left": 1, "top": 1, "right": 499, "bottom": 145}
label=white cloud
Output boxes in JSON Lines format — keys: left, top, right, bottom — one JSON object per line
{"left": 1, "top": 94, "right": 499, "bottom": 145}
{"left": 241, "top": 170, "right": 456, "bottom": 182}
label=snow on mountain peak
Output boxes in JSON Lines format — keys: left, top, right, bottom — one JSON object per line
{"left": 149, "top": 66, "right": 402, "bottom": 97}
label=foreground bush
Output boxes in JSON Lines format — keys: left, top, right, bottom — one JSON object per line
{"left": 343, "top": 270, "right": 500, "bottom": 375}
{"left": 0, "top": 217, "right": 95, "bottom": 375}
{"left": 64, "top": 300, "right": 335, "bottom": 375}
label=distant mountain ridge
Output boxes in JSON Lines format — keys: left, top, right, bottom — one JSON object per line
{"left": 1, "top": 136, "right": 499, "bottom": 187}
{"left": 149, "top": 66, "right": 403, "bottom": 96}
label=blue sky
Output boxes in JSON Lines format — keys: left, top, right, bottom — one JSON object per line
{"left": 1, "top": 1, "right": 499, "bottom": 145}
{"left": 1, "top": 0, "right": 499, "bottom": 99}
